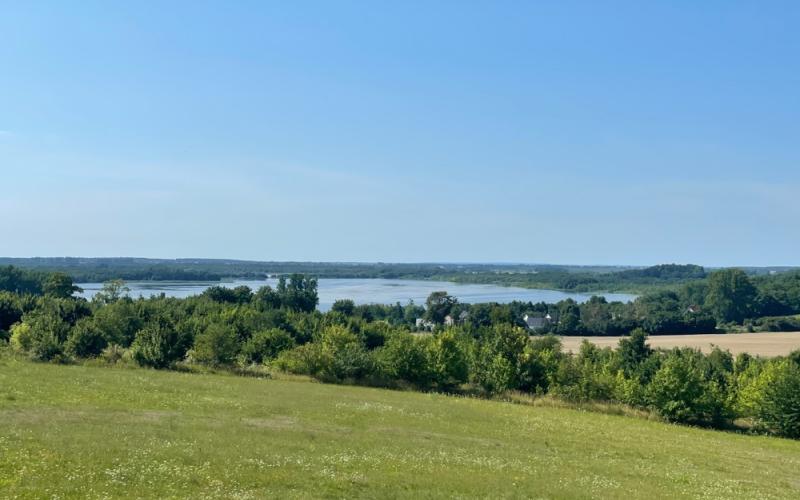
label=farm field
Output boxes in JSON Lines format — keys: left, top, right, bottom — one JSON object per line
{"left": 1, "top": 354, "right": 800, "bottom": 499}
{"left": 560, "top": 331, "right": 800, "bottom": 357}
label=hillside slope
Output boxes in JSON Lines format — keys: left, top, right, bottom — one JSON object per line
{"left": 1, "top": 355, "right": 799, "bottom": 499}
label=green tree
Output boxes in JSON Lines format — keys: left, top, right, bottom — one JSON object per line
{"left": 425, "top": 291, "right": 457, "bottom": 324}
{"left": 193, "top": 323, "right": 240, "bottom": 366}
{"left": 131, "top": 321, "right": 188, "bottom": 368}
{"left": 0, "top": 291, "right": 23, "bottom": 334}
{"left": 473, "top": 324, "right": 529, "bottom": 394}
{"left": 331, "top": 299, "right": 356, "bottom": 316}
{"left": 647, "top": 349, "right": 729, "bottom": 425}
{"left": 555, "top": 299, "right": 581, "bottom": 334}
{"left": 377, "top": 332, "right": 434, "bottom": 387}
{"left": 93, "top": 279, "right": 130, "bottom": 305}
{"left": 277, "top": 275, "right": 319, "bottom": 312}
{"left": 241, "top": 328, "right": 295, "bottom": 364}
{"left": 428, "top": 330, "right": 470, "bottom": 389}
{"left": 750, "top": 360, "right": 800, "bottom": 438}
{"left": 618, "top": 328, "right": 652, "bottom": 377}
{"left": 43, "top": 272, "right": 83, "bottom": 299}
{"left": 65, "top": 318, "right": 108, "bottom": 358}
{"left": 705, "top": 269, "right": 757, "bottom": 323}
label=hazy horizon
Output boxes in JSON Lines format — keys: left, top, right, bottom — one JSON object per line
{"left": 2, "top": 2, "right": 798, "bottom": 266}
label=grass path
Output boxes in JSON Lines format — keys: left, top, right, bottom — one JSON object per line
{"left": 1, "top": 354, "right": 799, "bottom": 499}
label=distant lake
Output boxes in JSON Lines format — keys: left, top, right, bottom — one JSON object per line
{"left": 75, "top": 278, "right": 637, "bottom": 310}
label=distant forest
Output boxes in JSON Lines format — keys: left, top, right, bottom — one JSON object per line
{"left": 0, "top": 258, "right": 794, "bottom": 293}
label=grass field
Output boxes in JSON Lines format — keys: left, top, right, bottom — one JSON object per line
{"left": 2, "top": 354, "right": 800, "bottom": 499}
{"left": 559, "top": 332, "right": 800, "bottom": 357}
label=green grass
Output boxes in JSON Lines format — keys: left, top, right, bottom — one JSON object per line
{"left": 1, "top": 354, "right": 799, "bottom": 499}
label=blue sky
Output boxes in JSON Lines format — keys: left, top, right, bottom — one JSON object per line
{"left": 1, "top": 1, "right": 798, "bottom": 266}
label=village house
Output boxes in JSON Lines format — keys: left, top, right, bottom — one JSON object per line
{"left": 522, "top": 313, "right": 554, "bottom": 331}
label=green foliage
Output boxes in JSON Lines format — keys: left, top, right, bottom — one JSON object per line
{"left": 65, "top": 318, "right": 108, "bottom": 358}
{"left": 331, "top": 299, "right": 355, "bottom": 316}
{"left": 241, "top": 328, "right": 295, "bottom": 364}
{"left": 317, "top": 325, "right": 374, "bottom": 381}
{"left": 0, "top": 291, "right": 23, "bottom": 332}
{"left": 275, "top": 325, "right": 373, "bottom": 382}
{"left": 646, "top": 349, "right": 729, "bottom": 425}
{"left": 42, "top": 272, "right": 83, "bottom": 298}
{"left": 10, "top": 322, "right": 33, "bottom": 352}
{"left": 741, "top": 359, "right": 800, "bottom": 438}
{"left": 428, "top": 330, "right": 470, "bottom": 389}
{"left": 376, "top": 332, "right": 434, "bottom": 387}
{"left": 92, "top": 279, "right": 131, "bottom": 305}
{"left": 131, "top": 322, "right": 188, "bottom": 368}
{"left": 192, "top": 323, "right": 240, "bottom": 366}
{"left": 706, "top": 269, "right": 758, "bottom": 323}
{"left": 472, "top": 325, "right": 529, "bottom": 394}
{"left": 276, "top": 274, "right": 318, "bottom": 312}
{"left": 618, "top": 329, "right": 652, "bottom": 377}
{"left": 424, "top": 291, "right": 457, "bottom": 324}
{"left": 202, "top": 285, "right": 252, "bottom": 304}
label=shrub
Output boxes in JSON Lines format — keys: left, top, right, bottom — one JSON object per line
{"left": 647, "top": 349, "right": 729, "bottom": 425}
{"left": 746, "top": 360, "right": 800, "bottom": 438}
{"left": 10, "top": 322, "right": 33, "bottom": 352}
{"left": 23, "top": 309, "right": 71, "bottom": 361}
{"left": 472, "top": 325, "right": 529, "bottom": 394}
{"left": 318, "top": 326, "right": 374, "bottom": 381}
{"left": 360, "top": 321, "right": 391, "bottom": 350}
{"left": 428, "top": 330, "right": 470, "bottom": 389}
{"left": 273, "top": 343, "right": 327, "bottom": 376}
{"left": 241, "top": 328, "right": 295, "bottom": 364}
{"left": 192, "top": 323, "right": 240, "bottom": 366}
{"left": 376, "top": 333, "right": 433, "bottom": 387}
{"left": 273, "top": 325, "right": 375, "bottom": 383}
{"left": 65, "top": 319, "right": 108, "bottom": 358}
{"left": 131, "top": 322, "right": 188, "bottom": 368}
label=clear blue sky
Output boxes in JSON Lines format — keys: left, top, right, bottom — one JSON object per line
{"left": 1, "top": 1, "right": 798, "bottom": 266}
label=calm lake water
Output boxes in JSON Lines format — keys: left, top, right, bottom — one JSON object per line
{"left": 76, "top": 278, "right": 637, "bottom": 311}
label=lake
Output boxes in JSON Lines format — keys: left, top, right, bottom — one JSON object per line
{"left": 76, "top": 278, "right": 637, "bottom": 311}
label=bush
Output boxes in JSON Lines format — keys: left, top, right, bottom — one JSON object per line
{"left": 746, "top": 360, "right": 800, "bottom": 438}
{"left": 131, "top": 322, "right": 188, "bottom": 368}
{"left": 273, "top": 343, "right": 327, "bottom": 376}
{"left": 273, "top": 325, "right": 374, "bottom": 383}
{"left": 647, "top": 349, "right": 729, "bottom": 425}
{"left": 241, "top": 328, "right": 295, "bottom": 364}
{"left": 318, "top": 326, "right": 374, "bottom": 381}
{"left": 65, "top": 319, "right": 108, "bottom": 358}
{"left": 10, "top": 322, "right": 33, "bottom": 352}
{"left": 428, "top": 330, "right": 470, "bottom": 389}
{"left": 192, "top": 323, "right": 240, "bottom": 366}
{"left": 23, "top": 309, "right": 71, "bottom": 361}
{"left": 472, "top": 325, "right": 528, "bottom": 394}
{"left": 376, "top": 333, "right": 433, "bottom": 387}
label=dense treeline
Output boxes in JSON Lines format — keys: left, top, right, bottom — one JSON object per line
{"left": 1, "top": 265, "right": 799, "bottom": 439}
{"left": 0, "top": 258, "right": 754, "bottom": 292}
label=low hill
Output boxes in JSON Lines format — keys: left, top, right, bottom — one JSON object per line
{"left": 1, "top": 354, "right": 799, "bottom": 498}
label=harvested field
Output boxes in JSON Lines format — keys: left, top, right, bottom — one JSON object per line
{"left": 559, "top": 331, "right": 800, "bottom": 357}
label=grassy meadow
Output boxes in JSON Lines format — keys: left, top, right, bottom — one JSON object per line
{"left": 1, "top": 353, "right": 799, "bottom": 499}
